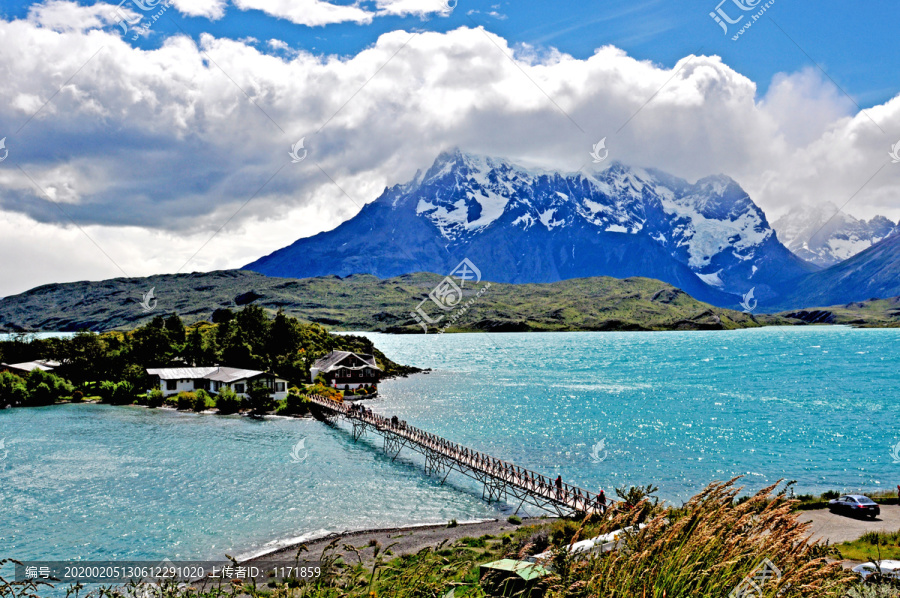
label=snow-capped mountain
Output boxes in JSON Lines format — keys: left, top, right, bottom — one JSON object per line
{"left": 772, "top": 202, "right": 898, "bottom": 267}
{"left": 246, "top": 150, "right": 815, "bottom": 308}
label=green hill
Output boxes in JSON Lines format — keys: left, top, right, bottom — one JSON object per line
{"left": 0, "top": 270, "right": 782, "bottom": 333}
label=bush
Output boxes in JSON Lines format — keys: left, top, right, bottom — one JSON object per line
{"left": 147, "top": 388, "right": 164, "bottom": 408}
{"left": 29, "top": 382, "right": 54, "bottom": 406}
{"left": 70, "top": 390, "right": 84, "bottom": 403}
{"left": 214, "top": 387, "right": 241, "bottom": 415}
{"left": 24, "top": 370, "right": 73, "bottom": 406}
{"left": 111, "top": 381, "right": 135, "bottom": 405}
{"left": 176, "top": 391, "right": 196, "bottom": 411}
{"left": 246, "top": 382, "right": 273, "bottom": 415}
{"left": 192, "top": 389, "right": 210, "bottom": 412}
{"left": 277, "top": 389, "right": 310, "bottom": 416}
{"left": 305, "top": 383, "right": 342, "bottom": 401}
{"left": 97, "top": 380, "right": 118, "bottom": 403}
{"left": 507, "top": 515, "right": 522, "bottom": 525}
{"left": 0, "top": 371, "right": 27, "bottom": 408}
{"left": 447, "top": 519, "right": 458, "bottom": 528}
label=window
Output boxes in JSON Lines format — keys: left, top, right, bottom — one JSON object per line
{"left": 234, "top": 383, "right": 245, "bottom": 394}
{"left": 166, "top": 380, "right": 177, "bottom": 391}
{"left": 276, "top": 382, "right": 285, "bottom": 392}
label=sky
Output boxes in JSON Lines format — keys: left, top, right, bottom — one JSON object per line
{"left": 0, "top": 0, "right": 899, "bottom": 296}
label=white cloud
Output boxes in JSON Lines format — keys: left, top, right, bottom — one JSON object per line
{"left": 232, "top": 0, "right": 373, "bottom": 26}
{"left": 375, "top": 0, "right": 452, "bottom": 18}
{"left": 169, "top": 0, "right": 227, "bottom": 19}
{"left": 27, "top": 0, "right": 125, "bottom": 31}
{"left": 1, "top": 3, "right": 900, "bottom": 297}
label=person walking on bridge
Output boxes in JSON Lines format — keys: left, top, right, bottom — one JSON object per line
{"left": 597, "top": 489, "right": 607, "bottom": 514}
{"left": 555, "top": 475, "right": 563, "bottom": 499}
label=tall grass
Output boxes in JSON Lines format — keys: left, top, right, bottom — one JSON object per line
{"left": 540, "top": 479, "right": 855, "bottom": 597}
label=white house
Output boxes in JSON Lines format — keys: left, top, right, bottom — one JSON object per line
{"left": 310, "top": 351, "right": 381, "bottom": 390}
{"left": 145, "top": 366, "right": 288, "bottom": 400}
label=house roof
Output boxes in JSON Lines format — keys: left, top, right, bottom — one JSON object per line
{"left": 312, "top": 351, "right": 380, "bottom": 373}
{"left": 145, "top": 366, "right": 280, "bottom": 383}
{"left": 1, "top": 359, "right": 60, "bottom": 373}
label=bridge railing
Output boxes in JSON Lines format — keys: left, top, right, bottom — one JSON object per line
{"left": 307, "top": 394, "right": 613, "bottom": 513}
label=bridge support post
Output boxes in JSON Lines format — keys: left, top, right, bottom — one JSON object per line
{"left": 351, "top": 420, "right": 367, "bottom": 441}
{"left": 384, "top": 434, "right": 406, "bottom": 461}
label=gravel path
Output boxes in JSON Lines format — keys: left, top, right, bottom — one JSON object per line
{"left": 242, "top": 518, "right": 548, "bottom": 568}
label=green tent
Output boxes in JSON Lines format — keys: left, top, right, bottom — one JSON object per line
{"left": 478, "top": 559, "right": 551, "bottom": 597}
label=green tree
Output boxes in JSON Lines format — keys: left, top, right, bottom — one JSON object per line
{"left": 164, "top": 314, "right": 186, "bottom": 344}
{"left": 245, "top": 381, "right": 273, "bottom": 415}
{"left": 192, "top": 389, "right": 210, "bottom": 412}
{"left": 214, "top": 387, "right": 241, "bottom": 415}
{"left": 25, "top": 370, "right": 73, "bottom": 406}
{"left": 130, "top": 316, "right": 174, "bottom": 367}
{"left": 0, "top": 371, "right": 27, "bottom": 408}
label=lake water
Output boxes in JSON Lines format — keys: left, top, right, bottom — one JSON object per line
{"left": 2, "top": 326, "right": 899, "bottom": 565}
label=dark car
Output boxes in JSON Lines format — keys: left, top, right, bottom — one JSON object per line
{"left": 828, "top": 494, "right": 880, "bottom": 519}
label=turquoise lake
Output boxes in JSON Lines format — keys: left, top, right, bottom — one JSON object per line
{"left": 1, "top": 326, "right": 899, "bottom": 563}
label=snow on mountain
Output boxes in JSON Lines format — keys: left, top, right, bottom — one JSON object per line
{"left": 772, "top": 202, "right": 899, "bottom": 267}
{"left": 398, "top": 150, "right": 797, "bottom": 296}
{"left": 246, "top": 149, "right": 815, "bottom": 307}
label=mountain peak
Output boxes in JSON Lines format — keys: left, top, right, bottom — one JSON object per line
{"left": 246, "top": 150, "right": 814, "bottom": 308}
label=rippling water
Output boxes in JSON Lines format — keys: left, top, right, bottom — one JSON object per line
{"left": 2, "top": 326, "right": 898, "bottom": 563}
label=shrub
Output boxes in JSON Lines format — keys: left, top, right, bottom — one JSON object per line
{"left": 70, "top": 390, "right": 84, "bottom": 403}
{"left": 447, "top": 519, "right": 458, "bottom": 528}
{"left": 305, "top": 383, "right": 342, "bottom": 401}
{"left": 147, "top": 388, "right": 164, "bottom": 408}
{"left": 192, "top": 389, "right": 210, "bottom": 412}
{"left": 277, "top": 390, "right": 310, "bottom": 416}
{"left": 0, "top": 371, "right": 26, "bottom": 407}
{"left": 246, "top": 382, "right": 273, "bottom": 415}
{"left": 176, "top": 391, "right": 196, "bottom": 411}
{"left": 214, "top": 387, "right": 241, "bottom": 415}
{"left": 507, "top": 515, "right": 522, "bottom": 525}
{"left": 97, "top": 380, "right": 118, "bottom": 403}
{"left": 24, "top": 369, "right": 73, "bottom": 406}
{"left": 111, "top": 381, "right": 135, "bottom": 405}
{"left": 29, "top": 382, "right": 54, "bottom": 406}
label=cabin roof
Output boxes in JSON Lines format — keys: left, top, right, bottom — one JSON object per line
{"left": 1, "top": 359, "right": 60, "bottom": 372}
{"left": 312, "top": 350, "right": 380, "bottom": 373}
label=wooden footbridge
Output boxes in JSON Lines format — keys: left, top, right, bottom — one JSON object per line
{"left": 307, "top": 395, "right": 612, "bottom": 517}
